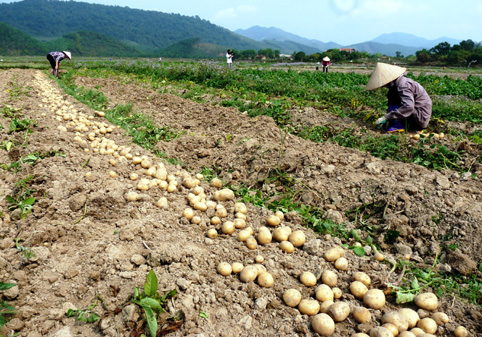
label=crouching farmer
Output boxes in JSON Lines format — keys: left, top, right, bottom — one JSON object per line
{"left": 366, "top": 63, "right": 432, "bottom": 133}
{"left": 46, "top": 51, "right": 71, "bottom": 77}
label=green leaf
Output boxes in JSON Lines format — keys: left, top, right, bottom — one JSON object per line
{"left": 143, "top": 306, "right": 158, "bottom": 337}
{"left": 353, "top": 246, "right": 365, "bottom": 257}
{"left": 144, "top": 270, "right": 158, "bottom": 297}
{"left": 411, "top": 278, "right": 420, "bottom": 290}
{"left": 366, "top": 236, "right": 373, "bottom": 245}
{"left": 22, "top": 197, "right": 36, "bottom": 205}
{"left": 160, "top": 289, "right": 177, "bottom": 302}
{"left": 140, "top": 298, "right": 164, "bottom": 313}
{"left": 350, "top": 229, "right": 361, "bottom": 241}
{"left": 199, "top": 311, "right": 208, "bottom": 319}
{"left": 0, "top": 282, "right": 16, "bottom": 291}
{"left": 396, "top": 292, "right": 417, "bottom": 304}
{"left": 5, "top": 195, "right": 16, "bottom": 204}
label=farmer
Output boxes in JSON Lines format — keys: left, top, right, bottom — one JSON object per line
{"left": 226, "top": 49, "right": 234, "bottom": 68}
{"left": 366, "top": 63, "right": 432, "bottom": 133}
{"left": 322, "top": 56, "right": 331, "bottom": 73}
{"left": 46, "top": 51, "right": 71, "bottom": 77}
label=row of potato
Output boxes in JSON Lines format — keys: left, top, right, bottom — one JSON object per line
{"left": 34, "top": 72, "right": 468, "bottom": 337}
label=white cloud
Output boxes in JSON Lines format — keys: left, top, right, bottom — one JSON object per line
{"left": 213, "top": 5, "right": 258, "bottom": 20}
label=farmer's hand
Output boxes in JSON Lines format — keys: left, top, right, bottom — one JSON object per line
{"left": 375, "top": 116, "right": 387, "bottom": 125}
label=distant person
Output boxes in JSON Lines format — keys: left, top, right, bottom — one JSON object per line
{"left": 226, "top": 49, "right": 234, "bottom": 68}
{"left": 159, "top": 57, "right": 163, "bottom": 62}
{"left": 367, "top": 63, "right": 432, "bottom": 133}
{"left": 322, "top": 56, "right": 330, "bottom": 73}
{"left": 46, "top": 51, "right": 71, "bottom": 77}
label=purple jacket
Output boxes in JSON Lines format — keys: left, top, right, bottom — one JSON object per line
{"left": 385, "top": 76, "right": 432, "bottom": 128}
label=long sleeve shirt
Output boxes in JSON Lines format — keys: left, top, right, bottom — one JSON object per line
{"left": 48, "top": 51, "right": 67, "bottom": 63}
{"left": 385, "top": 76, "right": 432, "bottom": 128}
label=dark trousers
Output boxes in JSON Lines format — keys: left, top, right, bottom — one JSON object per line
{"left": 46, "top": 54, "right": 58, "bottom": 76}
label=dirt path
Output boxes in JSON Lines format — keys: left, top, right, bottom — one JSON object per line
{"left": 0, "top": 69, "right": 481, "bottom": 337}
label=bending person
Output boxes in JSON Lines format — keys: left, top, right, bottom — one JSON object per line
{"left": 46, "top": 51, "right": 71, "bottom": 77}
{"left": 366, "top": 63, "right": 432, "bottom": 133}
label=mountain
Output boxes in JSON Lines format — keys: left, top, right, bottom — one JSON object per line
{"left": 0, "top": 22, "right": 47, "bottom": 56}
{"left": 369, "top": 32, "right": 461, "bottom": 49}
{"left": 235, "top": 26, "right": 341, "bottom": 54}
{"left": 346, "top": 42, "right": 419, "bottom": 57}
{"left": 0, "top": 0, "right": 265, "bottom": 53}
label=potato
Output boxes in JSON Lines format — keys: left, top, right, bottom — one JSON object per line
{"left": 279, "top": 241, "right": 295, "bottom": 253}
{"left": 324, "top": 247, "right": 344, "bottom": 262}
{"left": 369, "top": 327, "right": 394, "bottom": 337}
{"left": 409, "top": 328, "right": 425, "bottom": 337}
{"left": 255, "top": 255, "right": 264, "bottom": 263}
{"left": 222, "top": 221, "right": 235, "bottom": 235}
{"left": 214, "top": 188, "right": 234, "bottom": 201}
{"left": 300, "top": 272, "right": 317, "bottom": 287}
{"left": 311, "top": 313, "right": 335, "bottom": 336}
{"left": 283, "top": 289, "right": 302, "bottom": 307}
{"left": 316, "top": 300, "right": 331, "bottom": 314}
{"left": 210, "top": 178, "right": 223, "bottom": 188}
{"left": 298, "top": 299, "right": 320, "bottom": 316}
{"left": 398, "top": 308, "right": 420, "bottom": 329}
{"left": 235, "top": 212, "right": 247, "bottom": 221}
{"left": 353, "top": 306, "right": 371, "bottom": 323}
{"left": 350, "top": 281, "right": 368, "bottom": 299}
{"left": 125, "top": 191, "right": 139, "bottom": 202}
{"left": 210, "top": 216, "right": 221, "bottom": 225}
{"left": 353, "top": 334, "right": 370, "bottom": 337}
{"left": 417, "top": 318, "right": 437, "bottom": 334}
{"left": 257, "top": 228, "right": 272, "bottom": 245}
{"left": 398, "top": 332, "right": 416, "bottom": 337}
{"left": 352, "top": 271, "right": 371, "bottom": 286}
{"left": 156, "top": 197, "right": 168, "bottom": 208}
{"left": 217, "top": 262, "right": 233, "bottom": 276}
{"left": 237, "top": 229, "right": 252, "bottom": 242}
{"left": 382, "top": 323, "right": 398, "bottom": 337}
{"left": 414, "top": 293, "right": 438, "bottom": 311}
{"left": 321, "top": 270, "right": 337, "bottom": 287}
{"left": 234, "top": 218, "right": 247, "bottom": 229}
{"left": 374, "top": 252, "right": 385, "bottom": 261}
{"left": 315, "top": 284, "right": 334, "bottom": 302}
{"left": 363, "top": 289, "right": 386, "bottom": 309}
{"left": 431, "top": 312, "right": 449, "bottom": 325}
{"left": 193, "top": 201, "right": 207, "bottom": 211}
{"left": 328, "top": 301, "right": 350, "bottom": 322}
{"left": 246, "top": 237, "right": 258, "bottom": 250}
{"left": 332, "top": 287, "right": 342, "bottom": 299}
{"left": 289, "top": 230, "right": 306, "bottom": 247}
{"left": 454, "top": 326, "right": 468, "bottom": 337}
{"left": 382, "top": 311, "right": 409, "bottom": 333}
{"left": 234, "top": 202, "right": 247, "bottom": 214}
{"left": 191, "top": 215, "right": 201, "bottom": 224}
{"left": 275, "top": 210, "right": 284, "bottom": 220}
{"left": 267, "top": 214, "right": 281, "bottom": 227}
{"left": 137, "top": 178, "right": 150, "bottom": 191}
{"left": 257, "top": 271, "right": 274, "bottom": 288}
{"left": 273, "top": 226, "right": 292, "bottom": 242}
{"left": 231, "top": 262, "right": 244, "bottom": 274}
{"left": 206, "top": 229, "right": 218, "bottom": 239}
{"left": 239, "top": 266, "right": 258, "bottom": 283}
{"left": 216, "top": 208, "right": 228, "bottom": 218}
{"left": 334, "top": 257, "right": 348, "bottom": 271}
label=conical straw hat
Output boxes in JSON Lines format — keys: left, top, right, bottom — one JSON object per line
{"left": 365, "top": 63, "right": 406, "bottom": 91}
{"left": 323, "top": 56, "right": 330, "bottom": 61}
{"left": 63, "top": 51, "right": 72, "bottom": 60}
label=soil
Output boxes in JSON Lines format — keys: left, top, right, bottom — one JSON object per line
{"left": 1, "top": 69, "right": 481, "bottom": 337}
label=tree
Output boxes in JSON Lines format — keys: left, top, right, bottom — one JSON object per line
{"left": 416, "top": 49, "right": 431, "bottom": 63}
{"left": 459, "top": 39, "right": 475, "bottom": 51}
{"left": 430, "top": 42, "right": 450, "bottom": 56}
{"left": 293, "top": 51, "right": 305, "bottom": 61}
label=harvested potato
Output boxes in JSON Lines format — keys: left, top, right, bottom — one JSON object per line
{"left": 300, "top": 272, "right": 317, "bottom": 287}
{"left": 222, "top": 221, "right": 235, "bottom": 235}
{"left": 289, "top": 230, "right": 306, "bottom": 247}
{"left": 283, "top": 289, "right": 302, "bottom": 307}
{"left": 398, "top": 308, "right": 420, "bottom": 329}
{"left": 369, "top": 326, "right": 394, "bottom": 337}
{"left": 431, "top": 312, "right": 449, "bottom": 325}
{"left": 382, "top": 311, "right": 409, "bottom": 333}
{"left": 298, "top": 299, "right": 320, "bottom": 316}
{"left": 398, "top": 332, "right": 416, "bottom": 337}
{"left": 352, "top": 271, "right": 371, "bottom": 286}
{"left": 217, "top": 262, "right": 232, "bottom": 276}
{"left": 257, "top": 271, "right": 274, "bottom": 288}
{"left": 363, "top": 289, "right": 386, "bottom": 309}
{"left": 234, "top": 202, "right": 248, "bottom": 214}
{"left": 275, "top": 210, "right": 284, "bottom": 220}
{"left": 231, "top": 262, "right": 244, "bottom": 274}
{"left": 311, "top": 313, "right": 335, "bottom": 336}
{"left": 454, "top": 326, "right": 468, "bottom": 337}
{"left": 266, "top": 214, "right": 281, "bottom": 227}
{"left": 210, "top": 178, "right": 223, "bottom": 188}
{"left": 353, "top": 306, "right": 371, "bottom": 323}
{"left": 409, "top": 328, "right": 425, "bottom": 337}
{"left": 246, "top": 237, "right": 258, "bottom": 250}
{"left": 321, "top": 270, "right": 337, "bottom": 287}
{"left": 214, "top": 188, "right": 234, "bottom": 201}
{"left": 328, "top": 301, "right": 350, "bottom": 322}
{"left": 257, "top": 227, "right": 272, "bottom": 244}
{"left": 414, "top": 293, "right": 438, "bottom": 311}
{"left": 315, "top": 284, "right": 334, "bottom": 302}
{"left": 237, "top": 229, "right": 252, "bottom": 242}
{"left": 207, "top": 229, "right": 218, "bottom": 239}
{"left": 319, "top": 300, "right": 333, "bottom": 314}
{"left": 374, "top": 252, "right": 385, "bottom": 261}
{"left": 324, "top": 247, "right": 344, "bottom": 262}
{"left": 332, "top": 287, "right": 342, "bottom": 299}
{"left": 382, "top": 323, "right": 398, "bottom": 337}
{"left": 417, "top": 318, "right": 437, "bottom": 334}
{"left": 279, "top": 241, "right": 295, "bottom": 253}
{"left": 334, "top": 257, "right": 348, "bottom": 271}
{"left": 240, "top": 266, "right": 258, "bottom": 283}
{"left": 350, "top": 281, "right": 368, "bottom": 299}
{"left": 273, "top": 226, "right": 292, "bottom": 242}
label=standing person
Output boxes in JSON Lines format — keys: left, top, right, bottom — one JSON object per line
{"left": 226, "top": 49, "right": 234, "bottom": 68}
{"left": 46, "top": 51, "right": 71, "bottom": 77}
{"left": 367, "top": 63, "right": 432, "bottom": 133}
{"left": 322, "top": 56, "right": 331, "bottom": 73}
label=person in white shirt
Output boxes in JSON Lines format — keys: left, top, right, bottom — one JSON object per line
{"left": 226, "top": 49, "right": 234, "bottom": 68}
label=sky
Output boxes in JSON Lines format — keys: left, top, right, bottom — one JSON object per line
{"left": 1, "top": 0, "right": 482, "bottom": 45}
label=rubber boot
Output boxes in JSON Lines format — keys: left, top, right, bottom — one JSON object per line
{"left": 387, "top": 120, "right": 405, "bottom": 133}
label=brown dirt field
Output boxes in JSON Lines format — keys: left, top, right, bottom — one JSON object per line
{"left": 1, "top": 69, "right": 481, "bottom": 337}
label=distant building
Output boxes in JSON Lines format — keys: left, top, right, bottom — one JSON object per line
{"left": 339, "top": 48, "right": 356, "bottom": 53}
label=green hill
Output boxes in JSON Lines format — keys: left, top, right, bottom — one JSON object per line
{"left": 0, "top": 0, "right": 264, "bottom": 53}
{"left": 0, "top": 22, "right": 46, "bottom": 56}
{"left": 45, "top": 31, "right": 142, "bottom": 57}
